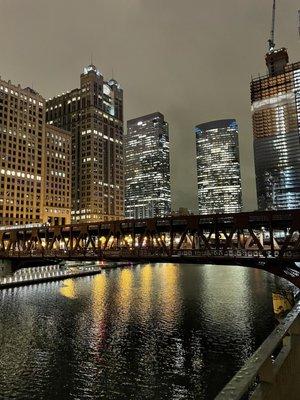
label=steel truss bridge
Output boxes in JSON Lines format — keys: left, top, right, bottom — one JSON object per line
{"left": 1, "top": 209, "right": 300, "bottom": 286}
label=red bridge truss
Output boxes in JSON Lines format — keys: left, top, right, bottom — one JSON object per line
{"left": 1, "top": 209, "right": 300, "bottom": 286}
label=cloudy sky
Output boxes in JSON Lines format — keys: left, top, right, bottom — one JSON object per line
{"left": 0, "top": 0, "right": 299, "bottom": 212}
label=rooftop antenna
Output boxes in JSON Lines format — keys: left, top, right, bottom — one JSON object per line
{"left": 90, "top": 52, "right": 93, "bottom": 65}
{"left": 298, "top": 10, "right": 300, "bottom": 38}
{"left": 268, "top": 0, "right": 276, "bottom": 51}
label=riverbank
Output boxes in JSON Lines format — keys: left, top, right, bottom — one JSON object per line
{"left": 0, "top": 266, "right": 102, "bottom": 289}
{"left": 0, "top": 261, "right": 138, "bottom": 290}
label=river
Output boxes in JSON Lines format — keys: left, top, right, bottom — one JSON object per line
{"left": 0, "top": 263, "right": 295, "bottom": 399}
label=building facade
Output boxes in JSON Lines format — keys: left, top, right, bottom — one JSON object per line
{"left": 46, "top": 64, "right": 124, "bottom": 223}
{"left": 43, "top": 124, "right": 72, "bottom": 225}
{"left": 0, "top": 77, "right": 72, "bottom": 227}
{"left": 251, "top": 48, "right": 300, "bottom": 210}
{"left": 195, "top": 119, "right": 242, "bottom": 214}
{"left": 125, "top": 112, "right": 171, "bottom": 219}
{"left": 0, "top": 78, "right": 45, "bottom": 225}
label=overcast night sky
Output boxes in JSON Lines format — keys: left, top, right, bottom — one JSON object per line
{"left": 0, "top": 0, "right": 299, "bottom": 213}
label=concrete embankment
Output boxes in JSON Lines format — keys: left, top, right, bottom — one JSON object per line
{"left": 0, "top": 268, "right": 102, "bottom": 289}
{"left": 0, "top": 261, "right": 137, "bottom": 289}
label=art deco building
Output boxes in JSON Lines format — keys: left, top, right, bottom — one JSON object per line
{"left": 46, "top": 64, "right": 124, "bottom": 223}
{"left": 0, "top": 78, "right": 45, "bottom": 225}
{"left": 0, "top": 77, "right": 72, "bottom": 227}
{"left": 251, "top": 48, "right": 300, "bottom": 210}
{"left": 195, "top": 119, "right": 242, "bottom": 214}
{"left": 43, "top": 124, "right": 72, "bottom": 225}
{"left": 125, "top": 112, "right": 171, "bottom": 219}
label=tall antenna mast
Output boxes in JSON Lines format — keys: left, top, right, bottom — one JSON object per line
{"left": 298, "top": 10, "right": 300, "bottom": 38}
{"left": 268, "top": 0, "right": 276, "bottom": 51}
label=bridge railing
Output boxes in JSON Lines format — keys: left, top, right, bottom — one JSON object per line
{"left": 215, "top": 301, "right": 300, "bottom": 400}
{"left": 1, "top": 247, "right": 299, "bottom": 260}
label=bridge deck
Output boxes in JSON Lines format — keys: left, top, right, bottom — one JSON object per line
{"left": 0, "top": 209, "right": 299, "bottom": 284}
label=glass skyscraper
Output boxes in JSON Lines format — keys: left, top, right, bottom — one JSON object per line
{"left": 195, "top": 119, "right": 242, "bottom": 214}
{"left": 251, "top": 48, "right": 300, "bottom": 210}
{"left": 125, "top": 112, "right": 171, "bottom": 219}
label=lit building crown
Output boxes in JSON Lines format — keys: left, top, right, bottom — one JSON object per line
{"left": 83, "top": 64, "right": 102, "bottom": 76}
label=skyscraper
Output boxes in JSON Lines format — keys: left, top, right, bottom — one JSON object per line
{"left": 46, "top": 64, "right": 124, "bottom": 223}
{"left": 251, "top": 48, "right": 300, "bottom": 210}
{"left": 195, "top": 119, "right": 242, "bottom": 214}
{"left": 125, "top": 112, "right": 171, "bottom": 219}
{"left": 44, "top": 124, "right": 72, "bottom": 225}
{"left": 0, "top": 79, "right": 45, "bottom": 225}
{"left": 0, "top": 77, "right": 72, "bottom": 226}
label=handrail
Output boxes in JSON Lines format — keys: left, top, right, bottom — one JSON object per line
{"left": 215, "top": 300, "right": 300, "bottom": 399}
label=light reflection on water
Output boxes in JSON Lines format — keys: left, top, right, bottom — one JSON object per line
{"left": 60, "top": 279, "right": 77, "bottom": 299}
{"left": 0, "top": 263, "right": 295, "bottom": 400}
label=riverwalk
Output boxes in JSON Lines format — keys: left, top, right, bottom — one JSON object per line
{"left": 0, "top": 265, "right": 102, "bottom": 289}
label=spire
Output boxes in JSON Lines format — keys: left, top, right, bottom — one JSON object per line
{"left": 268, "top": 0, "right": 276, "bottom": 52}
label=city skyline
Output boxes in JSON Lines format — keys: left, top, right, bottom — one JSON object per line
{"left": 0, "top": 0, "right": 299, "bottom": 213}
{"left": 1, "top": 2, "right": 300, "bottom": 399}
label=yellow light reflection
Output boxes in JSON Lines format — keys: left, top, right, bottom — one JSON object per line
{"left": 139, "top": 264, "right": 153, "bottom": 323}
{"left": 60, "top": 279, "right": 76, "bottom": 299}
{"left": 116, "top": 268, "right": 133, "bottom": 324}
{"left": 159, "top": 263, "right": 181, "bottom": 330}
{"left": 92, "top": 273, "right": 108, "bottom": 353}
{"left": 92, "top": 273, "right": 107, "bottom": 321}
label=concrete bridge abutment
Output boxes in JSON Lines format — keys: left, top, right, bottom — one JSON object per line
{"left": 0, "top": 259, "right": 13, "bottom": 277}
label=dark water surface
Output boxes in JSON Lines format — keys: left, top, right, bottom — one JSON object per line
{"left": 0, "top": 263, "right": 295, "bottom": 400}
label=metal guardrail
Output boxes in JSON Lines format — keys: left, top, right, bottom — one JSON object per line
{"left": 215, "top": 301, "right": 300, "bottom": 400}
{"left": 1, "top": 248, "right": 297, "bottom": 259}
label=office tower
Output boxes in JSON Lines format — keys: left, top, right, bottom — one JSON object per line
{"left": 46, "top": 64, "right": 124, "bottom": 223}
{"left": 251, "top": 48, "right": 300, "bottom": 210}
{"left": 125, "top": 112, "right": 171, "bottom": 219}
{"left": 195, "top": 119, "right": 242, "bottom": 214}
{"left": 0, "top": 77, "right": 72, "bottom": 227}
{"left": 43, "top": 125, "right": 72, "bottom": 225}
{"left": 0, "top": 78, "right": 45, "bottom": 225}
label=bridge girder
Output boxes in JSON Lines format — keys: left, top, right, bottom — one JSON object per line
{"left": 0, "top": 210, "right": 300, "bottom": 285}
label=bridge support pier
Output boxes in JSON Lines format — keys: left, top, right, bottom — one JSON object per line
{"left": 0, "top": 259, "right": 13, "bottom": 277}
